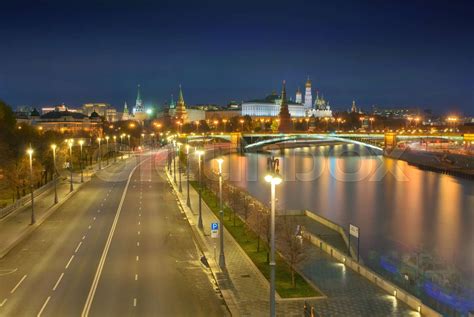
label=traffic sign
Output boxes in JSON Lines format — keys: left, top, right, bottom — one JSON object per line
{"left": 349, "top": 224, "right": 359, "bottom": 238}
{"left": 211, "top": 222, "right": 219, "bottom": 238}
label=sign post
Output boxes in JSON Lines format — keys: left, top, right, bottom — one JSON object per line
{"left": 349, "top": 224, "right": 360, "bottom": 262}
{"left": 211, "top": 222, "right": 219, "bottom": 239}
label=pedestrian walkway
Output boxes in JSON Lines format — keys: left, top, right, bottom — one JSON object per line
{"left": 168, "top": 167, "right": 419, "bottom": 316}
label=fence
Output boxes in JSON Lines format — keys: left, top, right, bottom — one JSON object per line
{"left": 306, "top": 231, "right": 442, "bottom": 317}
{"left": 0, "top": 180, "right": 56, "bottom": 219}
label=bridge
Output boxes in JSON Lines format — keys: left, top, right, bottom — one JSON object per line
{"left": 185, "top": 132, "right": 466, "bottom": 153}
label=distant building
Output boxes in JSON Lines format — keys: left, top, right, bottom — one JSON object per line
{"left": 42, "top": 104, "right": 78, "bottom": 114}
{"left": 133, "top": 85, "right": 148, "bottom": 122}
{"left": 295, "top": 87, "right": 302, "bottom": 104}
{"left": 372, "top": 106, "right": 420, "bottom": 119}
{"left": 121, "top": 102, "right": 131, "bottom": 120}
{"left": 307, "top": 92, "right": 332, "bottom": 118}
{"left": 241, "top": 91, "right": 306, "bottom": 118}
{"left": 304, "top": 77, "right": 312, "bottom": 110}
{"left": 17, "top": 107, "right": 102, "bottom": 134}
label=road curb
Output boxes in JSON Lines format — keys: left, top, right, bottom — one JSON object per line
{"left": 165, "top": 169, "right": 240, "bottom": 317}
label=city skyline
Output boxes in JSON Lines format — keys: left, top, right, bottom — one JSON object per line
{"left": 1, "top": 0, "right": 473, "bottom": 114}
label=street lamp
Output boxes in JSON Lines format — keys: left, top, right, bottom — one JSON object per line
{"left": 120, "top": 134, "right": 125, "bottom": 159}
{"left": 240, "top": 119, "right": 244, "bottom": 132}
{"left": 78, "top": 139, "right": 84, "bottom": 183}
{"left": 217, "top": 158, "right": 225, "bottom": 268}
{"left": 105, "top": 135, "right": 110, "bottom": 165}
{"left": 27, "top": 147, "right": 35, "bottom": 224}
{"left": 127, "top": 134, "right": 131, "bottom": 151}
{"left": 68, "top": 139, "right": 74, "bottom": 192}
{"left": 172, "top": 140, "right": 177, "bottom": 185}
{"left": 264, "top": 172, "right": 283, "bottom": 317}
{"left": 113, "top": 135, "right": 117, "bottom": 163}
{"left": 51, "top": 144, "right": 58, "bottom": 204}
{"left": 177, "top": 142, "right": 182, "bottom": 193}
{"left": 196, "top": 149, "right": 205, "bottom": 230}
{"left": 186, "top": 144, "right": 191, "bottom": 207}
{"left": 97, "top": 137, "right": 102, "bottom": 170}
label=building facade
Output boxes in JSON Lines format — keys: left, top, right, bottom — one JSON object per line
{"left": 241, "top": 92, "right": 306, "bottom": 118}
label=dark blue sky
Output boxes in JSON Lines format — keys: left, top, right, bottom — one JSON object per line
{"left": 1, "top": 0, "right": 473, "bottom": 114}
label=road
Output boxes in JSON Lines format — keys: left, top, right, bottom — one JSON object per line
{"left": 0, "top": 150, "right": 226, "bottom": 316}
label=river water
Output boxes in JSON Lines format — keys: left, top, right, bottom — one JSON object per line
{"left": 209, "top": 144, "right": 474, "bottom": 293}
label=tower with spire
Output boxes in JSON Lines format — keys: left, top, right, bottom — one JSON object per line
{"left": 174, "top": 85, "right": 188, "bottom": 123}
{"left": 304, "top": 76, "right": 312, "bottom": 109}
{"left": 122, "top": 102, "right": 130, "bottom": 120}
{"left": 295, "top": 87, "right": 302, "bottom": 104}
{"left": 278, "top": 80, "right": 292, "bottom": 133}
{"left": 133, "top": 84, "right": 148, "bottom": 121}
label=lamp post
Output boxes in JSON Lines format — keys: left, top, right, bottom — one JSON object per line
{"left": 127, "top": 134, "right": 131, "bottom": 152}
{"left": 172, "top": 140, "right": 177, "bottom": 185}
{"left": 217, "top": 158, "right": 225, "bottom": 268}
{"left": 27, "top": 147, "right": 35, "bottom": 224}
{"left": 113, "top": 135, "right": 117, "bottom": 163}
{"left": 51, "top": 144, "right": 58, "bottom": 204}
{"left": 196, "top": 150, "right": 204, "bottom": 230}
{"left": 186, "top": 144, "right": 191, "bottom": 207}
{"left": 105, "top": 136, "right": 110, "bottom": 165}
{"left": 68, "top": 139, "right": 74, "bottom": 192}
{"left": 240, "top": 119, "right": 244, "bottom": 132}
{"left": 120, "top": 134, "right": 124, "bottom": 160}
{"left": 79, "top": 139, "right": 84, "bottom": 183}
{"left": 264, "top": 172, "right": 283, "bottom": 317}
{"left": 97, "top": 137, "right": 102, "bottom": 170}
{"left": 177, "top": 142, "right": 182, "bottom": 193}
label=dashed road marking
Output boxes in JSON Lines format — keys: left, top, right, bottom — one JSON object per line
{"left": 0, "top": 298, "right": 7, "bottom": 307}
{"left": 10, "top": 275, "right": 27, "bottom": 294}
{"left": 82, "top": 235, "right": 86, "bottom": 240}
{"left": 37, "top": 296, "right": 51, "bottom": 317}
{"left": 137, "top": 242, "right": 140, "bottom": 247}
{"left": 136, "top": 256, "right": 139, "bottom": 261}
{"left": 133, "top": 298, "right": 137, "bottom": 307}
{"left": 52, "top": 273, "right": 64, "bottom": 291}
{"left": 75, "top": 241, "right": 83, "bottom": 253}
{"left": 135, "top": 274, "right": 138, "bottom": 281}
{"left": 65, "top": 255, "right": 75, "bottom": 269}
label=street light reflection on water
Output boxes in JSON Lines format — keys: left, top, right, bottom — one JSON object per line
{"left": 207, "top": 144, "right": 474, "bottom": 311}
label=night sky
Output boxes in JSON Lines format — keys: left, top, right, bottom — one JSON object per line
{"left": 1, "top": 0, "right": 473, "bottom": 114}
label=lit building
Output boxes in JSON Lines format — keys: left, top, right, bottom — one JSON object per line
{"left": 42, "top": 104, "right": 78, "bottom": 114}
{"left": 121, "top": 102, "right": 131, "bottom": 120}
{"left": 295, "top": 87, "right": 302, "bottom": 104}
{"left": 241, "top": 91, "right": 306, "bottom": 118}
{"left": 133, "top": 84, "right": 148, "bottom": 121}
{"left": 304, "top": 77, "right": 312, "bottom": 110}
{"left": 307, "top": 92, "right": 332, "bottom": 118}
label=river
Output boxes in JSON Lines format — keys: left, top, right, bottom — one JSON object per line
{"left": 208, "top": 144, "right": 474, "bottom": 297}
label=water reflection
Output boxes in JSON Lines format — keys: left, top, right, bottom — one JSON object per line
{"left": 211, "top": 145, "right": 474, "bottom": 289}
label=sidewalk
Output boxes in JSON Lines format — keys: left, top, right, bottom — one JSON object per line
{"left": 0, "top": 157, "right": 128, "bottom": 259}
{"left": 166, "top": 169, "right": 306, "bottom": 316}
{"left": 168, "top": 167, "right": 420, "bottom": 317}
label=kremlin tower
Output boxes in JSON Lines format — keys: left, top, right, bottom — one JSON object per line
{"left": 174, "top": 85, "right": 188, "bottom": 123}
{"left": 133, "top": 84, "right": 148, "bottom": 121}
{"left": 278, "top": 80, "right": 292, "bottom": 133}
{"left": 122, "top": 102, "right": 130, "bottom": 120}
{"left": 304, "top": 77, "right": 312, "bottom": 110}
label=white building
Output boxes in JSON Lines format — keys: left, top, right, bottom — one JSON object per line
{"left": 304, "top": 77, "right": 312, "bottom": 110}
{"left": 241, "top": 92, "right": 306, "bottom": 117}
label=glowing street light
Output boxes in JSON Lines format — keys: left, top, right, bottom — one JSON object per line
{"left": 51, "top": 144, "right": 58, "bottom": 204}
{"left": 97, "top": 137, "right": 102, "bottom": 170}
{"left": 113, "top": 135, "right": 117, "bottom": 163}
{"left": 196, "top": 149, "right": 205, "bottom": 230}
{"left": 217, "top": 158, "right": 225, "bottom": 269}
{"left": 105, "top": 135, "right": 110, "bottom": 165}
{"left": 27, "top": 147, "right": 35, "bottom": 224}
{"left": 177, "top": 142, "right": 182, "bottom": 193}
{"left": 78, "top": 139, "right": 85, "bottom": 183}
{"left": 264, "top": 172, "right": 283, "bottom": 317}
{"left": 186, "top": 144, "right": 191, "bottom": 207}
{"left": 68, "top": 139, "right": 74, "bottom": 192}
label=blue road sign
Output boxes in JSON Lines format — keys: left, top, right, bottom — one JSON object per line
{"left": 211, "top": 222, "right": 219, "bottom": 230}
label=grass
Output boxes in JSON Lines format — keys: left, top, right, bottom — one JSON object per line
{"left": 191, "top": 181, "right": 319, "bottom": 298}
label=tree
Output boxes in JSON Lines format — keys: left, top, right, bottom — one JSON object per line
{"left": 276, "top": 216, "right": 308, "bottom": 287}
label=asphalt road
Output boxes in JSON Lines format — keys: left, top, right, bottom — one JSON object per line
{"left": 0, "top": 150, "right": 226, "bottom": 316}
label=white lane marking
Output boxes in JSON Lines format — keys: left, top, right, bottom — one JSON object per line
{"left": 75, "top": 241, "right": 83, "bottom": 253}
{"left": 135, "top": 274, "right": 138, "bottom": 281}
{"left": 82, "top": 235, "right": 86, "bottom": 240}
{"left": 82, "top": 158, "right": 147, "bottom": 317}
{"left": 138, "top": 221, "right": 140, "bottom": 225}
{"left": 139, "top": 207, "right": 141, "bottom": 210}
{"left": 65, "top": 255, "right": 75, "bottom": 269}
{"left": 136, "top": 242, "right": 140, "bottom": 247}
{"left": 97, "top": 209, "right": 101, "bottom": 213}
{"left": 88, "top": 225, "right": 91, "bottom": 229}
{"left": 10, "top": 275, "right": 27, "bottom": 294}
{"left": 93, "top": 217, "right": 96, "bottom": 221}
{"left": 53, "top": 273, "right": 64, "bottom": 291}
{"left": 0, "top": 298, "right": 7, "bottom": 307}
{"left": 138, "top": 214, "right": 141, "bottom": 217}
{"left": 37, "top": 296, "right": 51, "bottom": 317}
{"left": 136, "top": 256, "right": 139, "bottom": 261}
{"left": 133, "top": 298, "right": 137, "bottom": 307}
{"left": 138, "top": 231, "right": 140, "bottom": 235}
{"left": 100, "top": 203, "right": 103, "bottom": 207}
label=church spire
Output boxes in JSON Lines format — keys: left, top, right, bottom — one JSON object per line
{"left": 174, "top": 84, "right": 188, "bottom": 123}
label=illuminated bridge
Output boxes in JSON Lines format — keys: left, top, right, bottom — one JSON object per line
{"left": 186, "top": 132, "right": 466, "bottom": 153}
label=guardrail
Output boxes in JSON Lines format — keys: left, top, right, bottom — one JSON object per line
{"left": 0, "top": 180, "right": 57, "bottom": 219}
{"left": 306, "top": 232, "right": 441, "bottom": 317}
